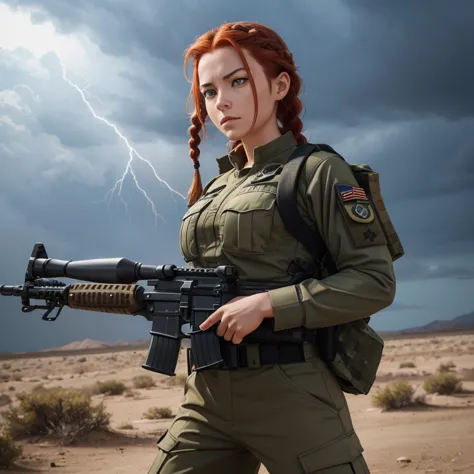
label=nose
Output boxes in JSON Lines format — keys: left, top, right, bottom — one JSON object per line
{"left": 215, "top": 90, "right": 231, "bottom": 112}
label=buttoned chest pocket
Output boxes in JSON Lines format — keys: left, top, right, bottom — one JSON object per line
{"left": 219, "top": 187, "right": 277, "bottom": 255}
{"left": 179, "top": 195, "right": 215, "bottom": 262}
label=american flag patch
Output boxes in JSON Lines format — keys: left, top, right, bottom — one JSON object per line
{"left": 336, "top": 184, "right": 368, "bottom": 202}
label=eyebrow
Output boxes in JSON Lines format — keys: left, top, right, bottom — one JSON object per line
{"left": 199, "top": 67, "right": 246, "bottom": 89}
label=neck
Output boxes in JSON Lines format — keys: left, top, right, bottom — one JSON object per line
{"left": 240, "top": 119, "right": 281, "bottom": 166}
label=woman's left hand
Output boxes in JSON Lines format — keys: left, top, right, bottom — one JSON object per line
{"left": 199, "top": 292, "right": 274, "bottom": 344}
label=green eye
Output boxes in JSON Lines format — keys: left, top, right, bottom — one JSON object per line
{"left": 232, "top": 77, "right": 248, "bottom": 86}
{"left": 203, "top": 89, "right": 216, "bottom": 98}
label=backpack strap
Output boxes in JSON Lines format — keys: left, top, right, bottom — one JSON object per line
{"left": 277, "top": 143, "right": 342, "bottom": 275}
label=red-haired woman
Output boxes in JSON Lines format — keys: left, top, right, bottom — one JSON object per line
{"left": 148, "top": 21, "right": 396, "bottom": 474}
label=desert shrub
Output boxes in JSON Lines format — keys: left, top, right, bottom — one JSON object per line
{"left": 0, "top": 430, "right": 22, "bottom": 469}
{"left": 165, "top": 374, "right": 187, "bottom": 387}
{"left": 423, "top": 372, "right": 463, "bottom": 395}
{"left": 96, "top": 380, "right": 126, "bottom": 396}
{"left": 371, "top": 381, "right": 415, "bottom": 410}
{"left": 399, "top": 361, "right": 416, "bottom": 369}
{"left": 117, "top": 422, "right": 135, "bottom": 430}
{"left": 438, "top": 361, "right": 456, "bottom": 373}
{"left": 72, "top": 364, "right": 92, "bottom": 375}
{"left": 0, "top": 394, "right": 12, "bottom": 407}
{"left": 2, "top": 387, "right": 110, "bottom": 444}
{"left": 132, "top": 375, "right": 156, "bottom": 389}
{"left": 142, "top": 406, "right": 173, "bottom": 420}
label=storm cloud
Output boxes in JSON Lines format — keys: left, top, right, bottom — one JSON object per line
{"left": 0, "top": 0, "right": 473, "bottom": 351}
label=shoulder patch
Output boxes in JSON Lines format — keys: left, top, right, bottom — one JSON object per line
{"left": 336, "top": 184, "right": 368, "bottom": 202}
{"left": 335, "top": 183, "right": 386, "bottom": 247}
{"left": 336, "top": 183, "right": 374, "bottom": 223}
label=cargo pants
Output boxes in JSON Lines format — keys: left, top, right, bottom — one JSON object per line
{"left": 147, "top": 342, "right": 370, "bottom": 474}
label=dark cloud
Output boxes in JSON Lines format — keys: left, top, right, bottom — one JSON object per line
{"left": 6, "top": 0, "right": 474, "bottom": 125}
{"left": 1, "top": 0, "right": 473, "bottom": 351}
{"left": 393, "top": 257, "right": 474, "bottom": 283}
{"left": 6, "top": 1, "right": 473, "bottom": 198}
{"left": 326, "top": 0, "right": 474, "bottom": 119}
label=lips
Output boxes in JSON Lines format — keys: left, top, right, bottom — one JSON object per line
{"left": 220, "top": 116, "right": 239, "bottom": 125}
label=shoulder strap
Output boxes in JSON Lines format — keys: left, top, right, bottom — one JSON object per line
{"left": 277, "top": 143, "right": 342, "bottom": 273}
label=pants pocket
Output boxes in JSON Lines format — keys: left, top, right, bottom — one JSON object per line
{"left": 147, "top": 431, "right": 180, "bottom": 474}
{"left": 272, "top": 360, "right": 340, "bottom": 414}
{"left": 156, "top": 430, "right": 179, "bottom": 452}
{"left": 298, "top": 431, "right": 369, "bottom": 474}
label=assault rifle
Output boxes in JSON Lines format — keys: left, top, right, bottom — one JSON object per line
{"left": 0, "top": 243, "right": 313, "bottom": 376}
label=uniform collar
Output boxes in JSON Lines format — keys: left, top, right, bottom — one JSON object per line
{"left": 216, "top": 131, "right": 297, "bottom": 174}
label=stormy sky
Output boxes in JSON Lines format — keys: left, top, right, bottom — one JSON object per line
{"left": 0, "top": 0, "right": 473, "bottom": 353}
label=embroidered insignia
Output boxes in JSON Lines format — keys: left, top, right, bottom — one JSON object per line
{"left": 336, "top": 184, "right": 368, "bottom": 202}
{"left": 352, "top": 202, "right": 371, "bottom": 220}
{"left": 363, "top": 227, "right": 378, "bottom": 242}
{"left": 346, "top": 201, "right": 374, "bottom": 223}
{"left": 250, "top": 163, "right": 283, "bottom": 184}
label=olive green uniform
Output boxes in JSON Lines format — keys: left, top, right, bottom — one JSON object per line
{"left": 148, "top": 132, "right": 396, "bottom": 474}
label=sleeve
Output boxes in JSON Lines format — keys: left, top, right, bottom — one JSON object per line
{"left": 267, "top": 154, "right": 396, "bottom": 331}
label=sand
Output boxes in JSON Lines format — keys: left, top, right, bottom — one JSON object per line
{"left": 1, "top": 331, "right": 474, "bottom": 473}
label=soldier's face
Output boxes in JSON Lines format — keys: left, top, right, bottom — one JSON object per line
{"left": 198, "top": 46, "right": 278, "bottom": 142}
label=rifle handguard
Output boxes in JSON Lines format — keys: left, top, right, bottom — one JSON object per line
{"left": 68, "top": 284, "right": 143, "bottom": 314}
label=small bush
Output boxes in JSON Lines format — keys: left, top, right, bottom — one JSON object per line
{"left": 165, "top": 374, "right": 187, "bottom": 387}
{"left": 96, "top": 380, "right": 126, "bottom": 396}
{"left": 0, "top": 394, "right": 12, "bottom": 407}
{"left": 399, "top": 361, "right": 416, "bottom": 369}
{"left": 0, "top": 430, "right": 22, "bottom": 469}
{"left": 117, "top": 422, "right": 135, "bottom": 430}
{"left": 73, "top": 364, "right": 92, "bottom": 375}
{"left": 423, "top": 372, "right": 463, "bottom": 395}
{"left": 438, "top": 361, "right": 456, "bottom": 373}
{"left": 2, "top": 387, "right": 110, "bottom": 445}
{"left": 142, "top": 407, "right": 173, "bottom": 420}
{"left": 132, "top": 375, "right": 156, "bottom": 389}
{"left": 371, "top": 381, "right": 415, "bottom": 410}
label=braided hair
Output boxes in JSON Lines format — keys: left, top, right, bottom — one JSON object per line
{"left": 183, "top": 21, "right": 307, "bottom": 207}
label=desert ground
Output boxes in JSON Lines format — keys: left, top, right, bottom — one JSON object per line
{"left": 1, "top": 331, "right": 474, "bottom": 474}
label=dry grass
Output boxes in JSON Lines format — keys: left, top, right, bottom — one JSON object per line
{"left": 399, "top": 361, "right": 417, "bottom": 368}
{"left": 164, "top": 374, "right": 187, "bottom": 387}
{"left": 371, "top": 381, "right": 425, "bottom": 410}
{"left": 423, "top": 372, "right": 463, "bottom": 395}
{"left": 438, "top": 361, "right": 456, "bottom": 372}
{"left": 0, "top": 394, "right": 12, "bottom": 407}
{"left": 94, "top": 380, "right": 127, "bottom": 396}
{"left": 2, "top": 387, "right": 111, "bottom": 445}
{"left": 132, "top": 375, "right": 156, "bottom": 389}
{"left": 142, "top": 406, "right": 173, "bottom": 420}
{"left": 0, "top": 429, "right": 23, "bottom": 469}
{"left": 117, "top": 422, "right": 136, "bottom": 430}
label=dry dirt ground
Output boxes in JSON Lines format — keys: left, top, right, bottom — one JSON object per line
{"left": 1, "top": 332, "right": 474, "bottom": 474}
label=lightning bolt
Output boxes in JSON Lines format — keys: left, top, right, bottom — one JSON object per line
{"left": 57, "top": 58, "right": 187, "bottom": 224}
